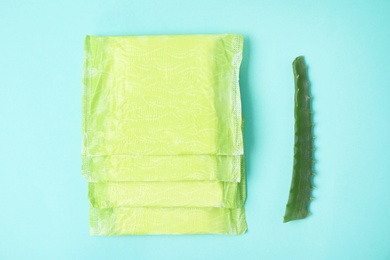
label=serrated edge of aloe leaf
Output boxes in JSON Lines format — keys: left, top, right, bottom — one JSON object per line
{"left": 283, "top": 56, "right": 315, "bottom": 223}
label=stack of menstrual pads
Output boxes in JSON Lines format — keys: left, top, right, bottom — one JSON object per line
{"left": 82, "top": 34, "right": 247, "bottom": 235}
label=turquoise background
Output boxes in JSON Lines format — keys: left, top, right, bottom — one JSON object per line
{"left": 1, "top": 0, "right": 389, "bottom": 259}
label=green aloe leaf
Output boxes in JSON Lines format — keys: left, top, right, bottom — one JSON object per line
{"left": 284, "top": 56, "right": 315, "bottom": 223}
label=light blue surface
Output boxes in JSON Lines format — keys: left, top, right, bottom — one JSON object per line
{"left": 1, "top": 0, "right": 390, "bottom": 259}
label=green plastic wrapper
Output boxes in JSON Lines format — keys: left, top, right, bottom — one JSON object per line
{"left": 90, "top": 207, "right": 247, "bottom": 235}
{"left": 89, "top": 181, "right": 240, "bottom": 208}
{"left": 88, "top": 163, "right": 246, "bottom": 208}
{"left": 82, "top": 34, "right": 243, "bottom": 156}
{"left": 82, "top": 155, "right": 241, "bottom": 182}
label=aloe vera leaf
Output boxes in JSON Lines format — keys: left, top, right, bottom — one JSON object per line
{"left": 284, "top": 56, "right": 314, "bottom": 223}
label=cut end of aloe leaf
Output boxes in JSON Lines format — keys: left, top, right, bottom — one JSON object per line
{"left": 283, "top": 55, "right": 315, "bottom": 223}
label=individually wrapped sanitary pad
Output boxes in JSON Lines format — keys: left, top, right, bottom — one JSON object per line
{"left": 90, "top": 207, "right": 247, "bottom": 235}
{"left": 83, "top": 155, "right": 242, "bottom": 182}
{"left": 82, "top": 34, "right": 243, "bottom": 156}
{"left": 82, "top": 34, "right": 246, "bottom": 235}
{"left": 89, "top": 181, "right": 240, "bottom": 208}
{"left": 88, "top": 167, "right": 246, "bottom": 208}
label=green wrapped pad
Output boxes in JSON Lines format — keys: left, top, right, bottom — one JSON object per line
{"left": 89, "top": 181, "right": 239, "bottom": 208}
{"left": 83, "top": 155, "right": 241, "bottom": 182}
{"left": 90, "top": 206, "right": 247, "bottom": 235}
{"left": 88, "top": 163, "right": 245, "bottom": 208}
{"left": 82, "top": 34, "right": 243, "bottom": 156}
